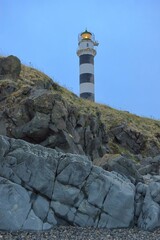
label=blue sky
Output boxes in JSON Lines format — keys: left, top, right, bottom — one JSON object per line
{"left": 1, "top": 0, "right": 160, "bottom": 119}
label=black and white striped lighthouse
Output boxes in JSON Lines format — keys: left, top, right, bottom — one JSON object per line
{"left": 77, "top": 30, "right": 99, "bottom": 102}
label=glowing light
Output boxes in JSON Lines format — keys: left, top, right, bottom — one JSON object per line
{"left": 81, "top": 33, "right": 91, "bottom": 40}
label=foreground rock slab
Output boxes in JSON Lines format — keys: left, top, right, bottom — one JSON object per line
{"left": 0, "top": 135, "right": 135, "bottom": 231}
{"left": 1, "top": 135, "right": 160, "bottom": 231}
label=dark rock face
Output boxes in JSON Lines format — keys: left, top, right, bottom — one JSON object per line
{"left": 110, "top": 124, "right": 146, "bottom": 154}
{"left": 2, "top": 89, "right": 109, "bottom": 160}
{"left": 100, "top": 154, "right": 143, "bottom": 184}
{"left": 0, "top": 81, "right": 17, "bottom": 101}
{"left": 0, "top": 55, "right": 21, "bottom": 79}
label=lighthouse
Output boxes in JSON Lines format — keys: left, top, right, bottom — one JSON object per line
{"left": 77, "top": 30, "right": 99, "bottom": 102}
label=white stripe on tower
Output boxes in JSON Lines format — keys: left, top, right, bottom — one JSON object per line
{"left": 80, "top": 82, "right": 94, "bottom": 94}
{"left": 80, "top": 63, "right": 94, "bottom": 75}
{"left": 77, "top": 30, "right": 98, "bottom": 102}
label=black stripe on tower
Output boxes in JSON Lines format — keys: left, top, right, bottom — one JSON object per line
{"left": 80, "top": 92, "right": 94, "bottom": 101}
{"left": 80, "top": 73, "right": 94, "bottom": 84}
{"left": 80, "top": 54, "right": 94, "bottom": 65}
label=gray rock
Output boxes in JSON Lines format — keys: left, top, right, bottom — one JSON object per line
{"left": 51, "top": 101, "right": 68, "bottom": 130}
{"left": 74, "top": 191, "right": 85, "bottom": 208}
{"left": 67, "top": 208, "right": 77, "bottom": 222}
{"left": 151, "top": 175, "right": 160, "bottom": 182}
{"left": 8, "top": 139, "right": 59, "bottom": 198}
{"left": 85, "top": 167, "right": 112, "bottom": 208}
{"left": 47, "top": 209, "right": 57, "bottom": 225}
{"left": 23, "top": 210, "right": 43, "bottom": 230}
{"left": 138, "top": 187, "right": 160, "bottom": 231}
{"left": 57, "top": 154, "right": 92, "bottom": 187}
{"left": 84, "top": 167, "right": 135, "bottom": 228}
{"left": 51, "top": 201, "right": 71, "bottom": 217}
{"left": 136, "top": 182, "right": 147, "bottom": 195}
{"left": 78, "top": 199, "right": 100, "bottom": 219}
{"left": 98, "top": 212, "right": 131, "bottom": 228}
{"left": 0, "top": 177, "right": 31, "bottom": 231}
{"left": 1, "top": 135, "right": 160, "bottom": 231}
{"left": 98, "top": 213, "right": 108, "bottom": 228}
{"left": 102, "top": 173, "right": 135, "bottom": 228}
{"left": 0, "top": 157, "right": 21, "bottom": 184}
{"left": 74, "top": 212, "right": 91, "bottom": 227}
{"left": 138, "top": 165, "right": 153, "bottom": 175}
{"left": 102, "top": 155, "right": 143, "bottom": 183}
{"left": 52, "top": 180, "right": 80, "bottom": 205}
{"left": 0, "top": 119, "right": 6, "bottom": 135}
{"left": 33, "top": 195, "right": 50, "bottom": 221}
{"left": 149, "top": 182, "right": 160, "bottom": 203}
{"left": 110, "top": 124, "right": 145, "bottom": 154}
{"left": 152, "top": 155, "right": 160, "bottom": 164}
{"left": 0, "top": 82, "right": 16, "bottom": 101}
{"left": 42, "top": 222, "right": 52, "bottom": 230}
{"left": 51, "top": 201, "right": 77, "bottom": 223}
{"left": 13, "top": 112, "right": 50, "bottom": 141}
{"left": 0, "top": 135, "right": 10, "bottom": 156}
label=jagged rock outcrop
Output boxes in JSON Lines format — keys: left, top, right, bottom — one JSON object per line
{"left": 1, "top": 135, "right": 160, "bottom": 231}
{"left": 0, "top": 55, "right": 109, "bottom": 161}
{"left": 0, "top": 87, "right": 109, "bottom": 160}
{"left": 109, "top": 124, "right": 160, "bottom": 157}
{"left": 135, "top": 181, "right": 160, "bottom": 231}
{"left": 98, "top": 154, "right": 143, "bottom": 184}
{"left": 110, "top": 124, "right": 146, "bottom": 154}
{"left": 0, "top": 55, "right": 21, "bottom": 79}
{"left": 0, "top": 55, "right": 160, "bottom": 160}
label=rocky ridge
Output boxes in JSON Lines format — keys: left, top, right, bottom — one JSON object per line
{"left": 0, "top": 56, "right": 160, "bottom": 161}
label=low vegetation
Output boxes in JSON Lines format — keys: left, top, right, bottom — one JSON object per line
{"left": 0, "top": 63, "right": 160, "bottom": 156}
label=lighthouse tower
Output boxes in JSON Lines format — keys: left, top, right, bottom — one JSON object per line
{"left": 77, "top": 30, "right": 99, "bottom": 102}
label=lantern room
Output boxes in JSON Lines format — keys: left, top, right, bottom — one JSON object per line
{"left": 81, "top": 30, "right": 92, "bottom": 40}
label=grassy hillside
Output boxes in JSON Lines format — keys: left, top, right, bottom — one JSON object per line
{"left": 1, "top": 63, "right": 160, "bottom": 156}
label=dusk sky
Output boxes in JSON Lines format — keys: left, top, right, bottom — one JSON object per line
{"left": 1, "top": 0, "right": 160, "bottom": 119}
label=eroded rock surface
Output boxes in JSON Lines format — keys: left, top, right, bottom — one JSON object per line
{"left": 1, "top": 88, "right": 109, "bottom": 160}
{"left": 1, "top": 136, "right": 160, "bottom": 231}
{"left": 0, "top": 135, "right": 135, "bottom": 231}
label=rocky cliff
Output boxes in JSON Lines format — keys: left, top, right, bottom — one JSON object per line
{"left": 0, "top": 55, "right": 160, "bottom": 162}
{"left": 0, "top": 56, "right": 160, "bottom": 232}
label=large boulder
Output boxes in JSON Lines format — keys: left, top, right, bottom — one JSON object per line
{"left": 99, "top": 154, "right": 143, "bottom": 184}
{"left": 0, "top": 135, "right": 135, "bottom": 231}
{"left": 0, "top": 177, "right": 31, "bottom": 231}
{"left": 0, "top": 55, "right": 21, "bottom": 79}
{"left": 137, "top": 182, "right": 160, "bottom": 231}
{"left": 138, "top": 155, "right": 160, "bottom": 176}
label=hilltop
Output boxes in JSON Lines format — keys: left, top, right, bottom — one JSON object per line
{"left": 0, "top": 55, "right": 160, "bottom": 162}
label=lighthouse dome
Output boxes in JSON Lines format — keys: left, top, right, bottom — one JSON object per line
{"left": 81, "top": 30, "right": 92, "bottom": 40}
